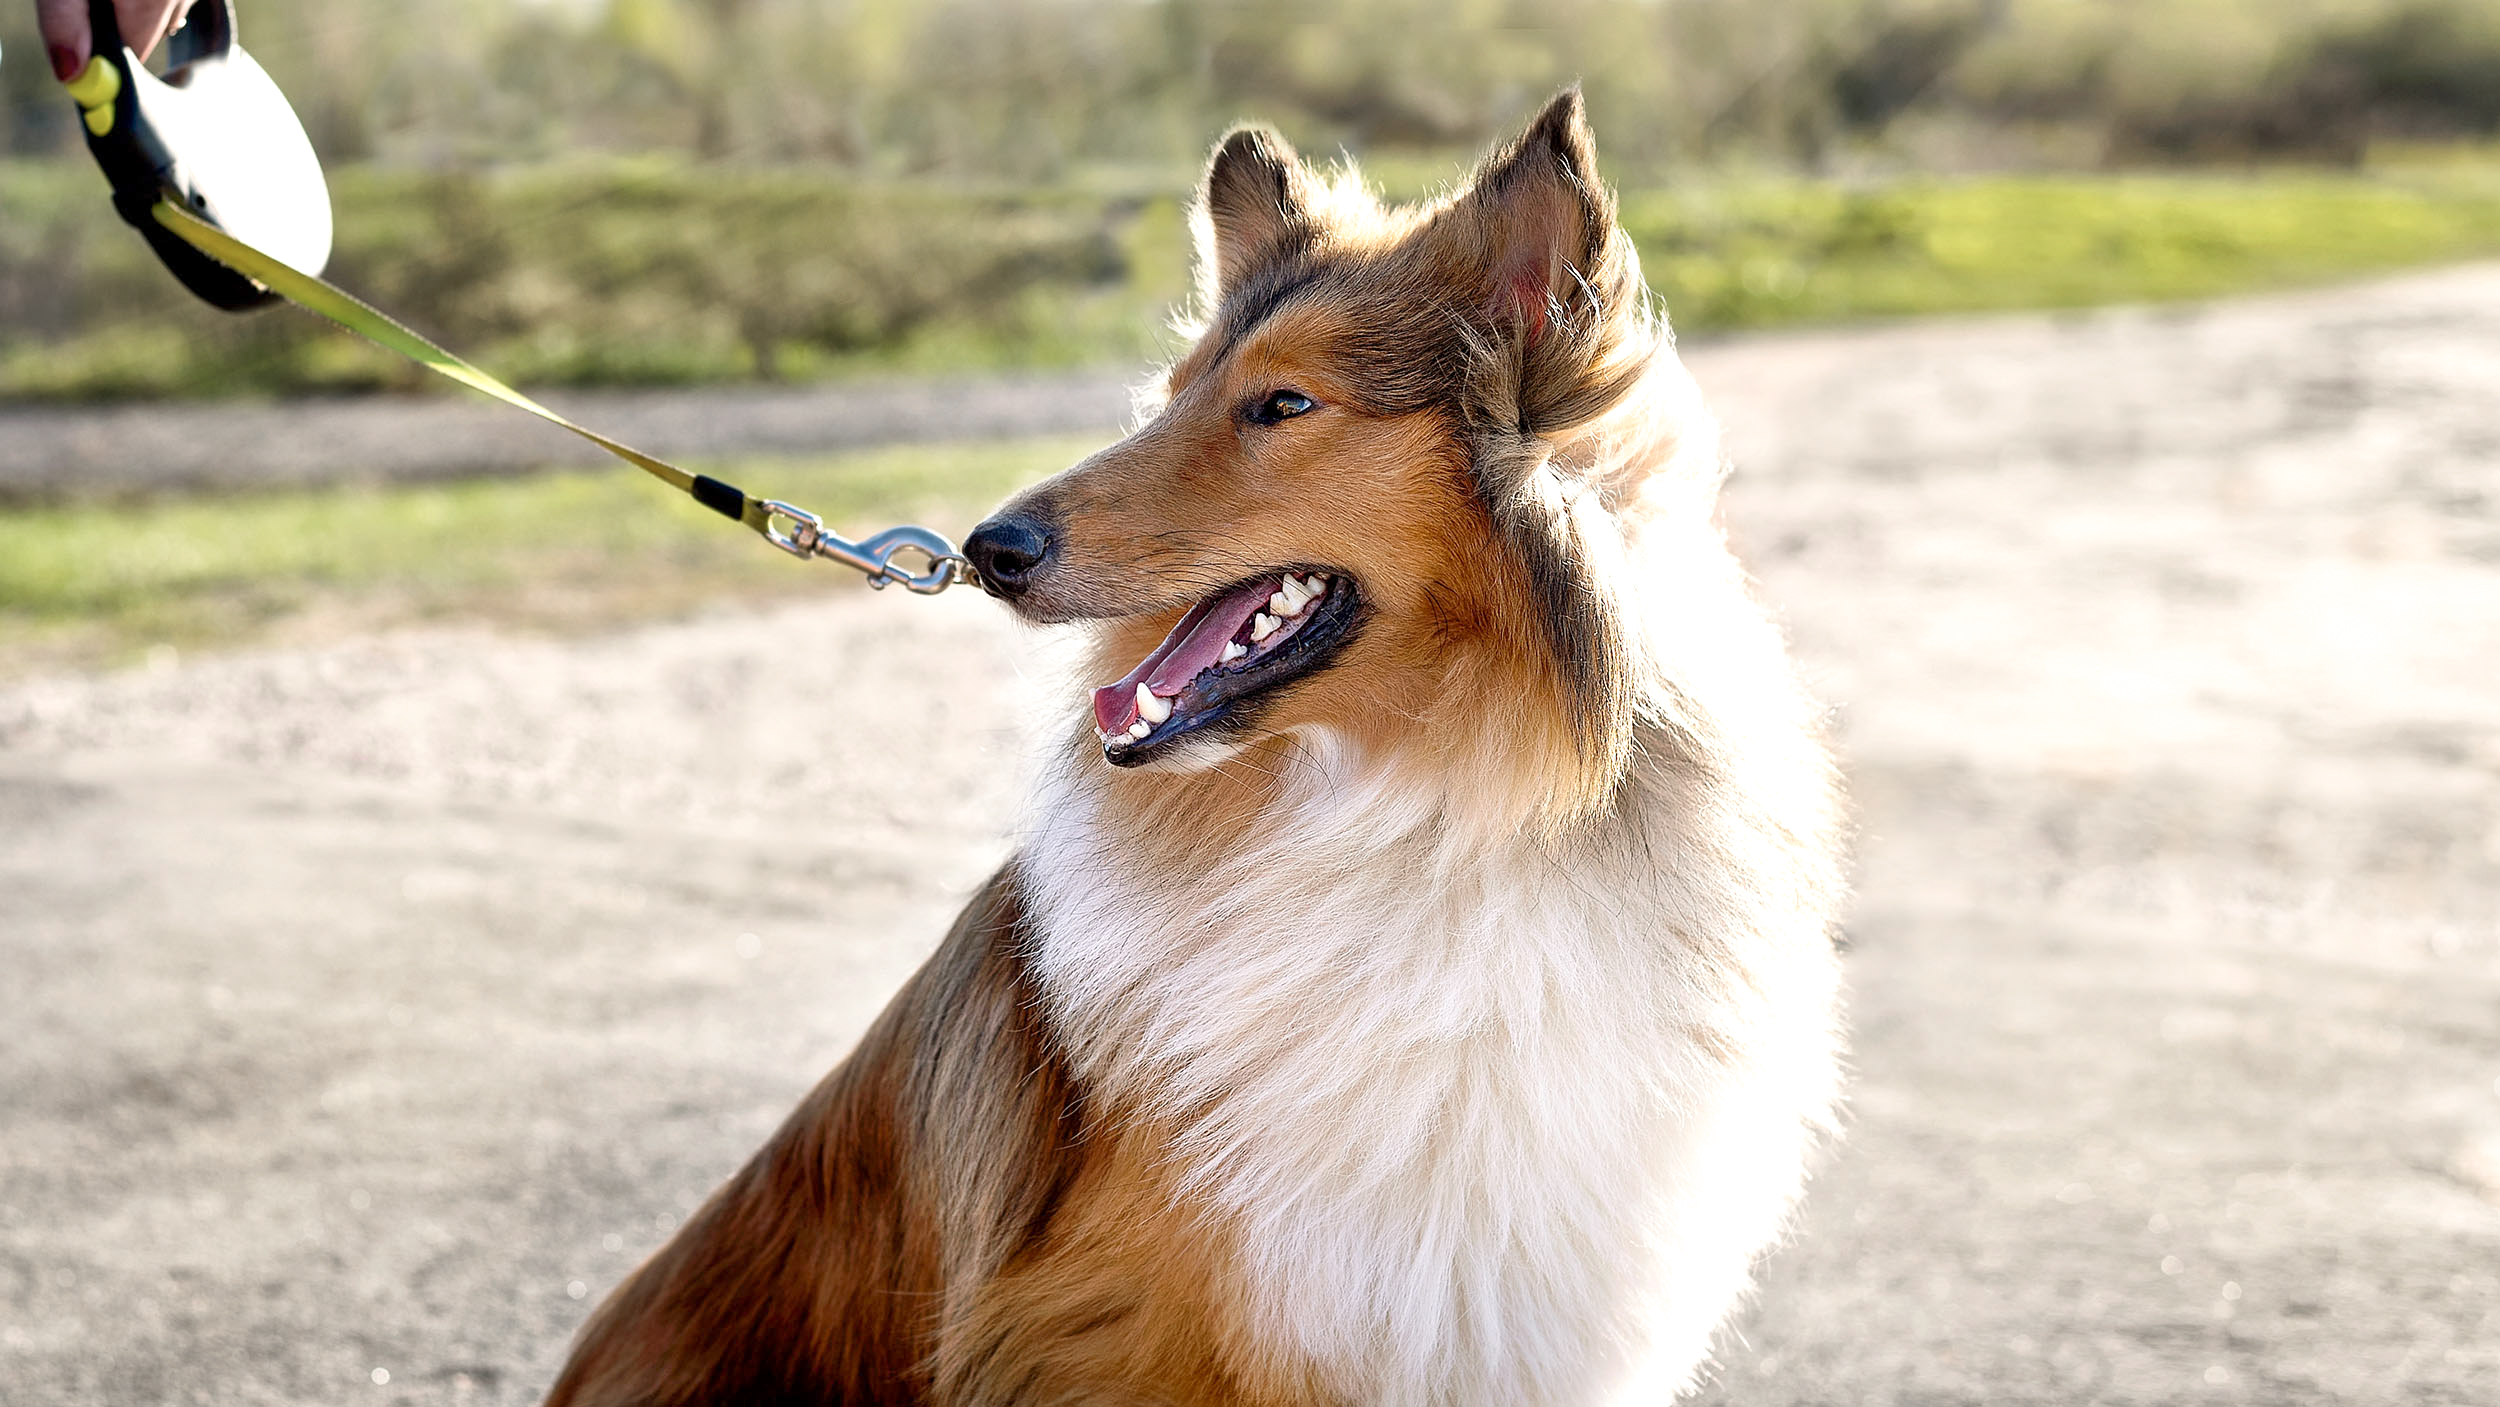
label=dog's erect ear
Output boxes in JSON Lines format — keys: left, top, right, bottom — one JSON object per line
{"left": 1195, "top": 126, "right": 1319, "bottom": 303}
{"left": 1435, "top": 86, "right": 1647, "bottom": 439}
{"left": 1465, "top": 87, "right": 1611, "bottom": 346}
{"left": 1440, "top": 90, "right": 1651, "bottom": 803}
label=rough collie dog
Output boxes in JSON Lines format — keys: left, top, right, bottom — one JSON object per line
{"left": 547, "top": 88, "right": 1845, "bottom": 1407}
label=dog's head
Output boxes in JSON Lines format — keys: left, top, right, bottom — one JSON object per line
{"left": 966, "top": 88, "right": 1672, "bottom": 821}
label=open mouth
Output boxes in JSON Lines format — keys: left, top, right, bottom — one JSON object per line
{"left": 1092, "top": 569, "right": 1360, "bottom": 764}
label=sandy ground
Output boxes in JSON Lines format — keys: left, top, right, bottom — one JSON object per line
{"left": 6, "top": 267, "right": 2500, "bottom": 1405}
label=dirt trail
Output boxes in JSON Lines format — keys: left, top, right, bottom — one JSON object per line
{"left": 0, "top": 371, "right": 1135, "bottom": 500}
{"left": 5, "top": 267, "right": 2499, "bottom": 1404}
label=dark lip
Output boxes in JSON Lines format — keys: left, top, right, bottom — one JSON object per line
{"left": 1102, "top": 570, "right": 1363, "bottom": 766}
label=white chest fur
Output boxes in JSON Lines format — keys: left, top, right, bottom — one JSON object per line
{"left": 1021, "top": 741, "right": 1843, "bottom": 1406}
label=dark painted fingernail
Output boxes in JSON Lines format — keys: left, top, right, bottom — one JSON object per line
{"left": 50, "top": 44, "right": 83, "bottom": 82}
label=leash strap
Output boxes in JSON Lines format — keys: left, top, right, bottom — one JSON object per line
{"left": 149, "top": 199, "right": 976, "bottom": 595}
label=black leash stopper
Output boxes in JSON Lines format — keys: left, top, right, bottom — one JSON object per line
{"left": 64, "top": 0, "right": 331, "bottom": 310}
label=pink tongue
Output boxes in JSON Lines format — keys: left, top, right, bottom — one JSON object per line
{"left": 1091, "top": 579, "right": 1276, "bottom": 733}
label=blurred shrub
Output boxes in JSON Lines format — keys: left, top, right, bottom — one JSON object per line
{"left": 2088, "top": 0, "right": 2500, "bottom": 162}
{"left": 9, "top": 1, "right": 2500, "bottom": 174}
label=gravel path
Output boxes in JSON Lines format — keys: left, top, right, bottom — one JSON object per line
{"left": 0, "top": 371, "right": 1137, "bottom": 500}
{"left": 5, "top": 267, "right": 2499, "bottom": 1404}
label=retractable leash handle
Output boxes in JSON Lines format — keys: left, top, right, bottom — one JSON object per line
{"left": 60, "top": 3, "right": 978, "bottom": 596}
{"left": 66, "top": 0, "right": 330, "bottom": 308}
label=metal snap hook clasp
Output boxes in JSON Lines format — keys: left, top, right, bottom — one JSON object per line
{"left": 758, "top": 501, "right": 974, "bottom": 594}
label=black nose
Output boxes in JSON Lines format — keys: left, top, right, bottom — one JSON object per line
{"left": 963, "top": 512, "right": 1054, "bottom": 598}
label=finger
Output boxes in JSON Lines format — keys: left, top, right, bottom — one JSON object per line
{"left": 34, "top": 0, "right": 90, "bottom": 80}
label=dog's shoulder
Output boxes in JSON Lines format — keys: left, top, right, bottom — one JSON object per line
{"left": 549, "top": 865, "right": 1322, "bottom": 1405}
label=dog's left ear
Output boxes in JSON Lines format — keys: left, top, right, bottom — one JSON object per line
{"left": 1437, "top": 87, "right": 1646, "bottom": 437}
{"left": 1469, "top": 89, "right": 1610, "bottom": 342}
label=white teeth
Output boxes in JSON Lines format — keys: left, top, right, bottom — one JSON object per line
{"left": 1268, "top": 590, "right": 1296, "bottom": 617}
{"left": 1135, "top": 683, "right": 1172, "bottom": 725}
{"left": 1279, "top": 577, "right": 1315, "bottom": 614}
{"left": 1250, "top": 612, "right": 1278, "bottom": 642}
{"left": 1220, "top": 640, "right": 1248, "bottom": 664}
{"left": 1127, "top": 720, "right": 1151, "bottom": 741}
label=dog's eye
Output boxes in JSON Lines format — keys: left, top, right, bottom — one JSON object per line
{"left": 1247, "top": 390, "right": 1316, "bottom": 425}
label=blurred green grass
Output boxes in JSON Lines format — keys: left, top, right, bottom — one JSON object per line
{"left": 0, "top": 435, "right": 1100, "bottom": 677}
{"left": 8, "top": 149, "right": 2500, "bottom": 400}
{"left": 1622, "top": 154, "right": 2500, "bottom": 329}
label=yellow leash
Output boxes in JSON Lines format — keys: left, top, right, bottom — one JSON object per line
{"left": 149, "top": 199, "right": 975, "bottom": 595}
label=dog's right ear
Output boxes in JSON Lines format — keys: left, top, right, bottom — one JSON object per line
{"left": 1193, "top": 126, "right": 1319, "bottom": 304}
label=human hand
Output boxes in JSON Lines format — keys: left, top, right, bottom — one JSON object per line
{"left": 37, "top": 0, "right": 199, "bottom": 80}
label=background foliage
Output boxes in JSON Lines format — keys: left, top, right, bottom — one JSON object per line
{"left": 11, "top": 0, "right": 2500, "bottom": 173}
{"left": 4, "top": 0, "right": 2500, "bottom": 401}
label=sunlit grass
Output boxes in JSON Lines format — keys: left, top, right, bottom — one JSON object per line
{"left": 0, "top": 435, "right": 1099, "bottom": 676}
{"left": 1623, "top": 157, "right": 2500, "bottom": 331}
